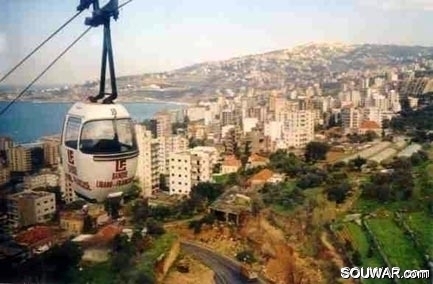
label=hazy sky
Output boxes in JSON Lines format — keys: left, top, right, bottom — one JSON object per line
{"left": 1, "top": 0, "right": 433, "bottom": 85}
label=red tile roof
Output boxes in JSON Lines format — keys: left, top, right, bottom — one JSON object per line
{"left": 15, "top": 226, "right": 54, "bottom": 246}
{"left": 222, "top": 155, "right": 241, "bottom": 167}
{"left": 359, "top": 120, "right": 380, "bottom": 129}
{"left": 248, "top": 154, "right": 269, "bottom": 163}
{"left": 91, "top": 224, "right": 122, "bottom": 244}
{"left": 249, "top": 169, "right": 274, "bottom": 183}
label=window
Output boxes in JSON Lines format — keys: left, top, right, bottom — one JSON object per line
{"left": 79, "top": 118, "right": 138, "bottom": 154}
{"left": 64, "top": 117, "right": 81, "bottom": 149}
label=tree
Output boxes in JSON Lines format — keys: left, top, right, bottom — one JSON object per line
{"left": 365, "top": 130, "right": 378, "bottom": 142}
{"left": 304, "top": 142, "right": 330, "bottom": 163}
{"left": 111, "top": 234, "right": 134, "bottom": 275}
{"left": 44, "top": 241, "right": 83, "bottom": 281}
{"left": 132, "top": 198, "right": 149, "bottom": 226}
{"left": 146, "top": 218, "right": 165, "bottom": 236}
{"left": 352, "top": 251, "right": 362, "bottom": 266}
{"left": 104, "top": 197, "right": 121, "bottom": 219}
{"left": 326, "top": 182, "right": 351, "bottom": 204}
{"left": 82, "top": 214, "right": 96, "bottom": 234}
{"left": 349, "top": 156, "right": 367, "bottom": 171}
{"left": 269, "top": 150, "right": 303, "bottom": 176}
{"left": 236, "top": 250, "right": 256, "bottom": 264}
{"left": 191, "top": 182, "right": 224, "bottom": 203}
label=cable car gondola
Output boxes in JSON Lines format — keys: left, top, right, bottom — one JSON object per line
{"left": 61, "top": 0, "right": 138, "bottom": 203}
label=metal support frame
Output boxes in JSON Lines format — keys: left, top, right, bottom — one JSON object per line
{"left": 79, "top": 0, "right": 119, "bottom": 104}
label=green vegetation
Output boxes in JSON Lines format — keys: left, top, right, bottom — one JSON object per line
{"left": 346, "top": 131, "right": 378, "bottom": 144}
{"left": 404, "top": 212, "right": 433, "bottom": 256}
{"left": 390, "top": 104, "right": 433, "bottom": 136}
{"left": 345, "top": 223, "right": 385, "bottom": 267}
{"left": 304, "top": 141, "right": 330, "bottom": 163}
{"left": 260, "top": 181, "right": 305, "bottom": 213}
{"left": 74, "top": 262, "right": 114, "bottom": 284}
{"left": 335, "top": 222, "right": 390, "bottom": 284}
{"left": 17, "top": 241, "right": 83, "bottom": 284}
{"left": 188, "top": 213, "right": 216, "bottom": 234}
{"left": 361, "top": 157, "right": 417, "bottom": 203}
{"left": 76, "top": 233, "right": 177, "bottom": 284}
{"left": 136, "top": 233, "right": 177, "bottom": 282}
{"left": 367, "top": 218, "right": 424, "bottom": 276}
{"left": 236, "top": 250, "right": 256, "bottom": 264}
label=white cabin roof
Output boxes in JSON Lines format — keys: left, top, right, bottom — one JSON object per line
{"left": 67, "top": 102, "right": 131, "bottom": 121}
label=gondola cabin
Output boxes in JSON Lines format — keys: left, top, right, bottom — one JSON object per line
{"left": 61, "top": 102, "right": 138, "bottom": 203}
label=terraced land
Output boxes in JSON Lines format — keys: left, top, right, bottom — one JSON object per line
{"left": 342, "top": 142, "right": 391, "bottom": 163}
{"left": 337, "top": 222, "right": 391, "bottom": 284}
{"left": 404, "top": 212, "right": 433, "bottom": 256}
{"left": 367, "top": 218, "right": 426, "bottom": 284}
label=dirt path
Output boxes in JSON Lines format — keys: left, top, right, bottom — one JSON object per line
{"left": 320, "top": 232, "right": 355, "bottom": 284}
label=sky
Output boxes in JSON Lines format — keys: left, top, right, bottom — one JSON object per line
{"left": 1, "top": 0, "right": 433, "bottom": 85}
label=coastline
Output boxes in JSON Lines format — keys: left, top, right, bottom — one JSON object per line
{"left": 0, "top": 99, "right": 192, "bottom": 106}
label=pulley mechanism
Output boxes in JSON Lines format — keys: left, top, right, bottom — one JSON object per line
{"left": 78, "top": 0, "right": 120, "bottom": 104}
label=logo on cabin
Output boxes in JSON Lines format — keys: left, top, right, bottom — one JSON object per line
{"left": 115, "top": 159, "right": 127, "bottom": 172}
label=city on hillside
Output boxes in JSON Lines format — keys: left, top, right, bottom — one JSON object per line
{"left": 1, "top": 58, "right": 433, "bottom": 282}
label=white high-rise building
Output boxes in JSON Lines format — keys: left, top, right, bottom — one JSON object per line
{"left": 168, "top": 147, "right": 218, "bottom": 196}
{"left": 282, "top": 110, "right": 315, "bottom": 148}
{"left": 264, "top": 121, "right": 283, "bottom": 142}
{"left": 59, "top": 163, "right": 76, "bottom": 204}
{"left": 162, "top": 135, "right": 188, "bottom": 175}
{"left": 135, "top": 124, "right": 160, "bottom": 197}
{"left": 169, "top": 152, "right": 192, "bottom": 195}
{"left": 363, "top": 107, "right": 382, "bottom": 127}
{"left": 242, "top": 117, "right": 258, "bottom": 134}
{"left": 341, "top": 107, "right": 362, "bottom": 133}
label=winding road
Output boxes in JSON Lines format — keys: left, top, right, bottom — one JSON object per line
{"left": 181, "top": 241, "right": 264, "bottom": 284}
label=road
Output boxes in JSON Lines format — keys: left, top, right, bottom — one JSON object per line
{"left": 181, "top": 241, "right": 264, "bottom": 284}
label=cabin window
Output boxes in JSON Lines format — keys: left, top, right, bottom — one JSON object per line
{"left": 64, "top": 117, "right": 81, "bottom": 149}
{"left": 79, "top": 118, "right": 138, "bottom": 154}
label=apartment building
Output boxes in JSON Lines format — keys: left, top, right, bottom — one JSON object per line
{"left": 0, "top": 166, "right": 10, "bottom": 187}
{"left": 282, "top": 110, "right": 315, "bottom": 148}
{"left": 43, "top": 141, "right": 60, "bottom": 167}
{"left": 7, "top": 191, "right": 56, "bottom": 229}
{"left": 59, "top": 162, "right": 76, "bottom": 204}
{"left": 135, "top": 124, "right": 160, "bottom": 197}
{"left": 7, "top": 146, "right": 32, "bottom": 172}
{"left": 0, "top": 137, "right": 14, "bottom": 151}
{"left": 341, "top": 107, "right": 362, "bottom": 134}
{"left": 168, "top": 147, "right": 218, "bottom": 195}
{"left": 168, "top": 152, "right": 192, "bottom": 195}
{"left": 150, "top": 111, "right": 172, "bottom": 138}
{"left": 24, "top": 173, "right": 59, "bottom": 190}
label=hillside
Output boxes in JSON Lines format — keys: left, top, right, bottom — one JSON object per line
{"left": 114, "top": 43, "right": 433, "bottom": 101}
{"left": 3, "top": 43, "right": 433, "bottom": 103}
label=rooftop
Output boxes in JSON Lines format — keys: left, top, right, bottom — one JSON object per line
{"left": 210, "top": 187, "right": 252, "bottom": 215}
{"left": 15, "top": 226, "right": 55, "bottom": 246}
{"left": 8, "top": 190, "right": 54, "bottom": 200}
{"left": 248, "top": 153, "right": 269, "bottom": 163}
{"left": 359, "top": 120, "right": 381, "bottom": 129}
{"left": 249, "top": 168, "right": 275, "bottom": 182}
{"left": 222, "top": 155, "right": 241, "bottom": 168}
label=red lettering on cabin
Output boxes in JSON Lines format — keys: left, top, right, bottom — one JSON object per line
{"left": 67, "top": 150, "right": 74, "bottom": 165}
{"left": 115, "top": 177, "right": 134, "bottom": 186}
{"left": 96, "top": 181, "right": 113, "bottom": 188}
{"left": 115, "top": 159, "right": 127, "bottom": 172}
{"left": 112, "top": 171, "right": 128, "bottom": 180}
{"left": 73, "top": 175, "right": 90, "bottom": 190}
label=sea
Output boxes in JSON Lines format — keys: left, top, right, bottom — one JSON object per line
{"left": 0, "top": 101, "right": 184, "bottom": 144}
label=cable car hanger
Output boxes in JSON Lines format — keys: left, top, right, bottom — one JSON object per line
{"left": 78, "top": 0, "right": 120, "bottom": 104}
